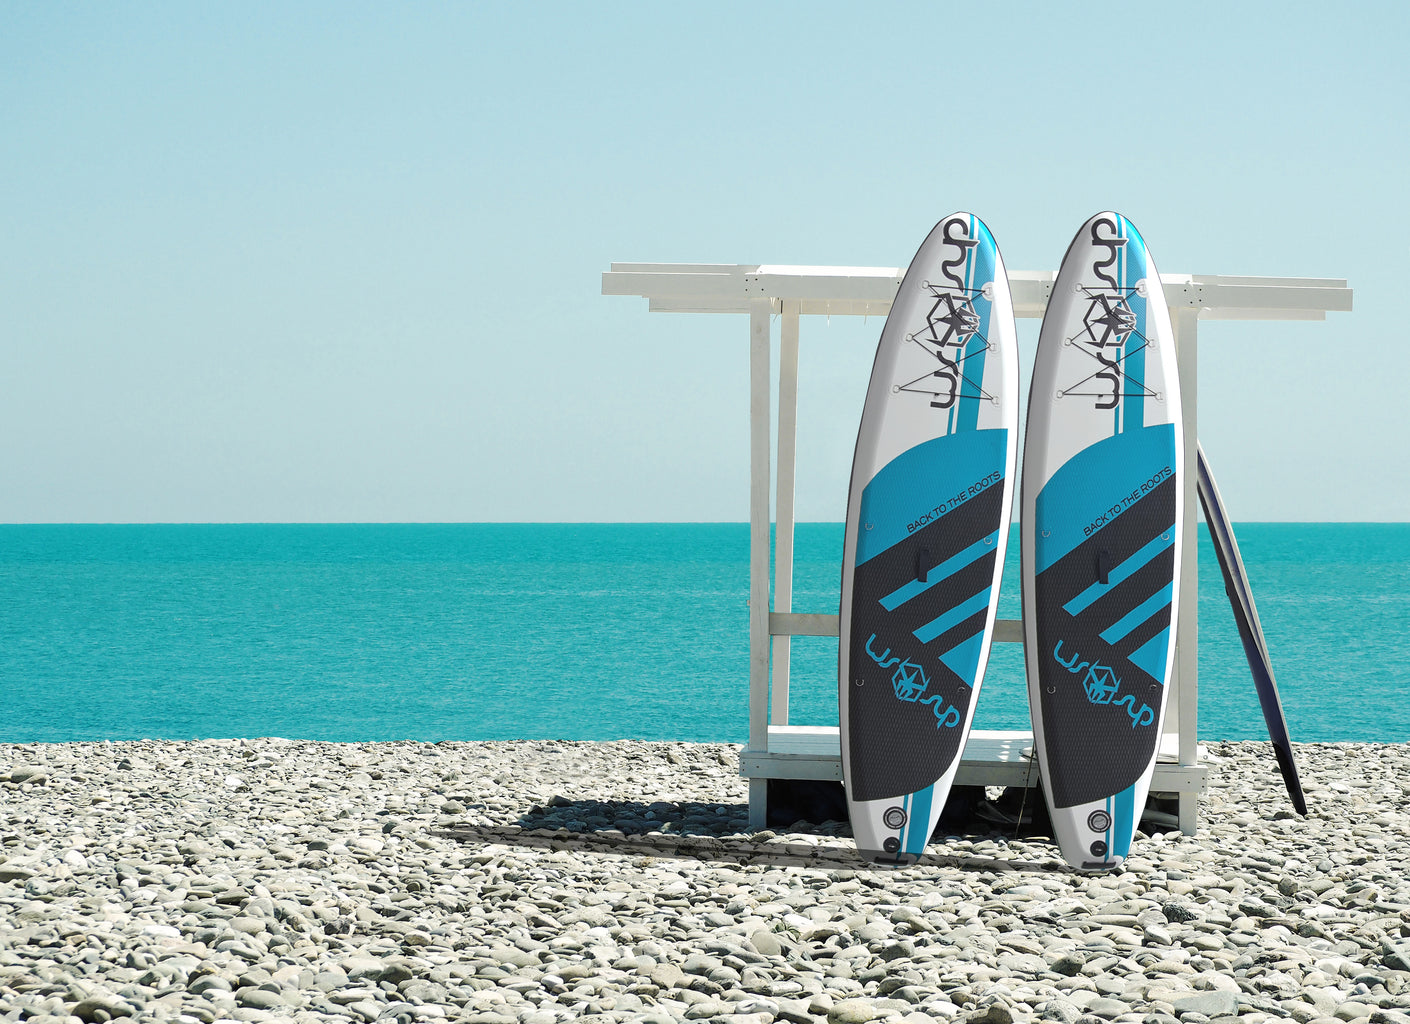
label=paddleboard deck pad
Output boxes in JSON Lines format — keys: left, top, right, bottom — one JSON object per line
{"left": 1021, "top": 212, "right": 1184, "bottom": 870}
{"left": 1196, "top": 442, "right": 1307, "bottom": 814}
{"left": 840, "top": 212, "right": 1019, "bottom": 865}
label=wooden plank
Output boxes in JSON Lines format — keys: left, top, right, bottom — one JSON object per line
{"left": 1174, "top": 308, "right": 1200, "bottom": 775}
{"left": 992, "top": 618, "right": 1023, "bottom": 644}
{"left": 607, "top": 266, "right": 1352, "bottom": 321}
{"left": 1009, "top": 272, "right": 1055, "bottom": 317}
{"left": 771, "top": 303, "right": 801, "bottom": 727}
{"left": 745, "top": 270, "right": 903, "bottom": 304}
{"left": 1169, "top": 281, "right": 1353, "bottom": 313}
{"left": 769, "top": 612, "right": 1024, "bottom": 644}
{"left": 610, "top": 263, "right": 750, "bottom": 274}
{"left": 747, "top": 302, "right": 771, "bottom": 755}
{"left": 1192, "top": 273, "right": 1347, "bottom": 289}
{"left": 602, "top": 270, "right": 746, "bottom": 299}
{"left": 770, "top": 612, "right": 838, "bottom": 636}
{"left": 758, "top": 727, "right": 1196, "bottom": 761}
{"left": 740, "top": 727, "right": 1208, "bottom": 791}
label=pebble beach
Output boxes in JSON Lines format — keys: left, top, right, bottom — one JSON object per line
{"left": 3, "top": 739, "right": 1409, "bottom": 1024}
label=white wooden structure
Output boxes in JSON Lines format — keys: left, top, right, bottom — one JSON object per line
{"left": 603, "top": 263, "right": 1352, "bottom": 834}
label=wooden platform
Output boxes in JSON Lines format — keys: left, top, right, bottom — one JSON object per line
{"left": 741, "top": 726, "right": 1208, "bottom": 792}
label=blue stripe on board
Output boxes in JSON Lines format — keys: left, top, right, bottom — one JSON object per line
{"left": 855, "top": 429, "right": 1008, "bottom": 566}
{"left": 1062, "top": 531, "right": 1174, "bottom": 615}
{"left": 1099, "top": 583, "right": 1173, "bottom": 644}
{"left": 1105, "top": 794, "right": 1113, "bottom": 860}
{"left": 1127, "top": 626, "right": 1172, "bottom": 682}
{"left": 905, "top": 784, "right": 934, "bottom": 857}
{"left": 1033, "top": 424, "right": 1177, "bottom": 574}
{"left": 1114, "top": 225, "right": 1124, "bottom": 436}
{"left": 1113, "top": 782, "right": 1137, "bottom": 858}
{"left": 1120, "top": 215, "right": 1147, "bottom": 435}
{"left": 955, "top": 214, "right": 993, "bottom": 435}
{"left": 879, "top": 532, "right": 998, "bottom": 611}
{"left": 938, "top": 629, "right": 987, "bottom": 688}
{"left": 914, "top": 586, "right": 992, "bottom": 645}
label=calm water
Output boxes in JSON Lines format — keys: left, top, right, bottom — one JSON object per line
{"left": 1, "top": 524, "right": 1406, "bottom": 744}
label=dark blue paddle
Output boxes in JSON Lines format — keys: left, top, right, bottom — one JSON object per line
{"left": 1196, "top": 443, "right": 1307, "bottom": 814}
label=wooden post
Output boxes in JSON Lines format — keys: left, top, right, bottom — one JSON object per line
{"left": 747, "top": 300, "right": 772, "bottom": 827}
{"left": 1172, "top": 305, "right": 1200, "bottom": 835}
{"left": 771, "top": 302, "right": 801, "bottom": 727}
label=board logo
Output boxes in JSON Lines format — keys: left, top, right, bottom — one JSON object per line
{"left": 864, "top": 634, "right": 961, "bottom": 728}
{"left": 895, "top": 215, "right": 994, "bottom": 412}
{"left": 1090, "top": 216, "right": 1126, "bottom": 290}
{"left": 1056, "top": 215, "right": 1156, "bottom": 412}
{"left": 1052, "top": 640, "right": 1155, "bottom": 728}
{"left": 1080, "top": 290, "right": 1136, "bottom": 411}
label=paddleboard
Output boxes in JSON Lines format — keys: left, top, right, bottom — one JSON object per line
{"left": 1196, "top": 442, "right": 1307, "bottom": 814}
{"left": 1022, "top": 212, "right": 1183, "bottom": 870}
{"left": 840, "top": 212, "right": 1019, "bottom": 866}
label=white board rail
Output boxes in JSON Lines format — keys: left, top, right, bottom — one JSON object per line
{"left": 604, "top": 260, "right": 1352, "bottom": 837}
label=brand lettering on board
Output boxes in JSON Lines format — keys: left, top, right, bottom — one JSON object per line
{"left": 1079, "top": 216, "right": 1135, "bottom": 411}
{"left": 1052, "top": 639, "right": 1155, "bottom": 728}
{"left": 895, "top": 216, "right": 989, "bottom": 412}
{"left": 864, "top": 634, "right": 961, "bottom": 729}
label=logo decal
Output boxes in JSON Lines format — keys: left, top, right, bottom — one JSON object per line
{"left": 1081, "top": 292, "right": 1137, "bottom": 410}
{"left": 894, "top": 215, "right": 994, "bottom": 412}
{"left": 864, "top": 634, "right": 961, "bottom": 728}
{"left": 1052, "top": 640, "right": 1155, "bottom": 728}
{"left": 1089, "top": 216, "right": 1126, "bottom": 290}
{"left": 939, "top": 217, "right": 979, "bottom": 290}
{"left": 1054, "top": 215, "right": 1158, "bottom": 412}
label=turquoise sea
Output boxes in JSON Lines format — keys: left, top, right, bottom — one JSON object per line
{"left": 1, "top": 524, "right": 1406, "bottom": 744}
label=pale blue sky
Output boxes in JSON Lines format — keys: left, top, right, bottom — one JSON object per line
{"left": 3, "top": 2, "right": 1405, "bottom": 522}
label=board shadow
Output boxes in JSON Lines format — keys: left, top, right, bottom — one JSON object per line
{"left": 430, "top": 792, "right": 1078, "bottom": 874}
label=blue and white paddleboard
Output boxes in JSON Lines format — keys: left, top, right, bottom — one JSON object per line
{"left": 840, "top": 213, "right": 1019, "bottom": 866}
{"left": 1022, "top": 212, "right": 1184, "bottom": 871}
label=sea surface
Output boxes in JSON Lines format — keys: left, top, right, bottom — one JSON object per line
{"left": 1, "top": 524, "right": 1407, "bottom": 745}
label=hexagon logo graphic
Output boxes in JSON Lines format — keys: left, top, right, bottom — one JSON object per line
{"left": 891, "top": 658, "right": 930, "bottom": 703}
{"left": 1082, "top": 662, "right": 1122, "bottom": 705}
{"left": 1081, "top": 292, "right": 1136, "bottom": 349}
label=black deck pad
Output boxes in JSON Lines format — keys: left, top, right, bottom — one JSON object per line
{"left": 847, "top": 483, "right": 1004, "bottom": 802}
{"left": 1033, "top": 475, "right": 1177, "bottom": 808}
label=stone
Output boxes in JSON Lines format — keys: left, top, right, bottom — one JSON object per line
{"left": 829, "top": 1000, "right": 886, "bottom": 1023}
{"left": 1172, "top": 992, "right": 1239, "bottom": 1017}
{"left": 749, "top": 930, "right": 783, "bottom": 957}
{"left": 71, "top": 995, "right": 136, "bottom": 1021}
{"left": 1334, "top": 1004, "right": 1377, "bottom": 1022}
{"left": 649, "top": 962, "right": 685, "bottom": 989}
{"left": 1042, "top": 1000, "right": 1083, "bottom": 1023}
{"left": 188, "top": 976, "right": 233, "bottom": 995}
{"left": 968, "top": 1004, "right": 1016, "bottom": 1024}
{"left": 1086, "top": 997, "right": 1129, "bottom": 1018}
{"left": 341, "top": 956, "right": 389, "bottom": 981}
{"left": 1384, "top": 944, "right": 1410, "bottom": 974}
{"left": 235, "top": 987, "right": 286, "bottom": 1009}
{"left": 1144, "top": 925, "right": 1174, "bottom": 946}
